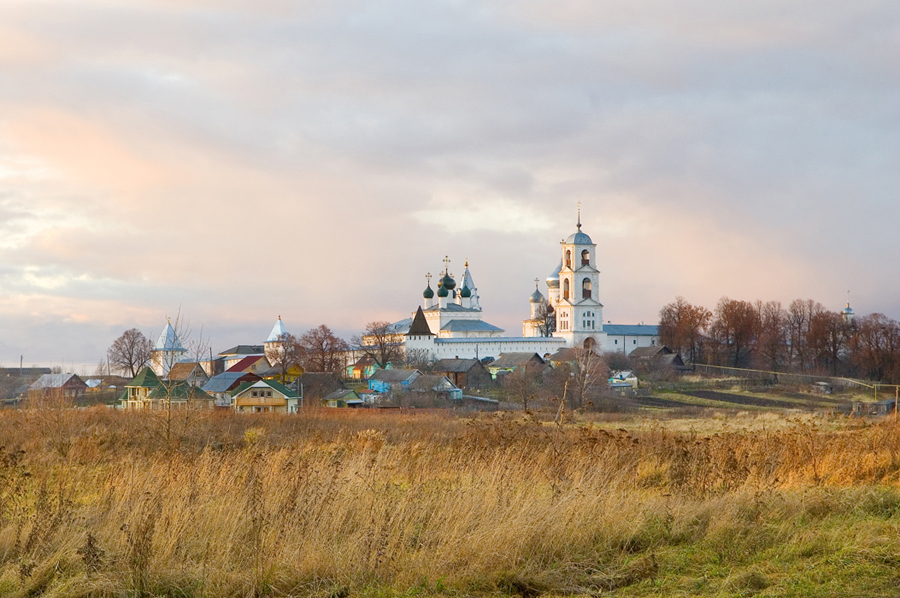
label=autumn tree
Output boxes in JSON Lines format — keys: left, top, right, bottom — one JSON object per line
{"left": 786, "top": 299, "right": 823, "bottom": 372}
{"left": 298, "top": 325, "right": 349, "bottom": 373}
{"left": 107, "top": 328, "right": 153, "bottom": 377}
{"left": 755, "top": 300, "right": 787, "bottom": 371}
{"left": 850, "top": 313, "right": 900, "bottom": 382}
{"left": 808, "top": 310, "right": 851, "bottom": 375}
{"left": 352, "top": 321, "right": 404, "bottom": 369}
{"left": 658, "top": 296, "right": 712, "bottom": 363}
{"left": 710, "top": 297, "right": 758, "bottom": 367}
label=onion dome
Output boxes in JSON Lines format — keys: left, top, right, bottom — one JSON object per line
{"left": 546, "top": 260, "right": 562, "bottom": 289}
{"left": 842, "top": 303, "right": 855, "bottom": 319}
{"left": 437, "top": 285, "right": 449, "bottom": 298}
{"left": 423, "top": 284, "right": 434, "bottom": 299}
{"left": 440, "top": 272, "right": 456, "bottom": 290}
{"left": 530, "top": 288, "right": 545, "bottom": 304}
{"left": 460, "top": 284, "right": 472, "bottom": 298}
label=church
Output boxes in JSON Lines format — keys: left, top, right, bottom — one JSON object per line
{"left": 404, "top": 213, "right": 659, "bottom": 360}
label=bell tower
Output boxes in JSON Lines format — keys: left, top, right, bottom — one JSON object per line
{"left": 553, "top": 206, "right": 604, "bottom": 350}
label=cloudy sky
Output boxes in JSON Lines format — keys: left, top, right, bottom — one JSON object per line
{"left": 1, "top": 0, "right": 898, "bottom": 369}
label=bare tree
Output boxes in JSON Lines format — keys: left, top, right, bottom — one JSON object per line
{"left": 268, "top": 332, "right": 306, "bottom": 384}
{"left": 298, "top": 325, "right": 349, "bottom": 373}
{"left": 501, "top": 366, "right": 542, "bottom": 410}
{"left": 659, "top": 297, "right": 712, "bottom": 364}
{"left": 352, "top": 321, "right": 404, "bottom": 369}
{"left": 536, "top": 301, "right": 556, "bottom": 336}
{"left": 107, "top": 328, "right": 152, "bottom": 377}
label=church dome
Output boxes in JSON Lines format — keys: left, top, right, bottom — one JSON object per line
{"left": 440, "top": 273, "right": 456, "bottom": 290}
{"left": 437, "top": 285, "right": 449, "bottom": 298}
{"left": 423, "top": 284, "right": 434, "bottom": 299}
{"left": 565, "top": 227, "right": 593, "bottom": 245}
{"left": 546, "top": 260, "right": 562, "bottom": 289}
{"left": 530, "top": 288, "right": 545, "bottom": 304}
{"left": 460, "top": 284, "right": 471, "bottom": 298}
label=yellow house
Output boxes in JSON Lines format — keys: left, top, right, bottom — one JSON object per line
{"left": 231, "top": 379, "right": 301, "bottom": 414}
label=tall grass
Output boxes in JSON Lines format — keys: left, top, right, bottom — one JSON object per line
{"left": 1, "top": 408, "right": 900, "bottom": 597}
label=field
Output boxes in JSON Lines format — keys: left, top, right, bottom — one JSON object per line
{"left": 1, "top": 406, "right": 900, "bottom": 597}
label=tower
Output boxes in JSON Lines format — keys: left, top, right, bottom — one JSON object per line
{"left": 553, "top": 208, "right": 604, "bottom": 350}
{"left": 150, "top": 318, "right": 187, "bottom": 376}
{"left": 264, "top": 316, "right": 289, "bottom": 363}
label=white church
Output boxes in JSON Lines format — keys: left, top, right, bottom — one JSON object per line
{"left": 404, "top": 214, "right": 659, "bottom": 360}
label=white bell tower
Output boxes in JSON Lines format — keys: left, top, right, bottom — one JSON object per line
{"left": 553, "top": 206, "right": 605, "bottom": 350}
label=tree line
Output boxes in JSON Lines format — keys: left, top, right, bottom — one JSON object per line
{"left": 659, "top": 296, "right": 900, "bottom": 383}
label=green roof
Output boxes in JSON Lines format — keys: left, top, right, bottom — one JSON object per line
{"left": 129, "top": 366, "right": 162, "bottom": 388}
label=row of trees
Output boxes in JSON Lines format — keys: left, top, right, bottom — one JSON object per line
{"left": 659, "top": 296, "right": 900, "bottom": 383}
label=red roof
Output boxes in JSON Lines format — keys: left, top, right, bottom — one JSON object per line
{"left": 226, "top": 355, "right": 268, "bottom": 373}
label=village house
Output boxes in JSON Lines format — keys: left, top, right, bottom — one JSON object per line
{"left": 368, "top": 369, "right": 420, "bottom": 394}
{"left": 202, "top": 371, "right": 262, "bottom": 408}
{"left": 432, "top": 358, "right": 491, "bottom": 390}
{"left": 166, "top": 362, "right": 210, "bottom": 387}
{"left": 230, "top": 379, "right": 301, "bottom": 414}
{"left": 28, "top": 373, "right": 88, "bottom": 403}
{"left": 487, "top": 353, "right": 545, "bottom": 380}
{"left": 122, "top": 367, "right": 215, "bottom": 410}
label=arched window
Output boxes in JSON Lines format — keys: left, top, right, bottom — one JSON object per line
{"left": 582, "top": 278, "right": 591, "bottom": 299}
{"left": 581, "top": 250, "right": 590, "bottom": 266}
{"left": 563, "top": 279, "right": 570, "bottom": 300}
{"left": 565, "top": 250, "right": 572, "bottom": 269}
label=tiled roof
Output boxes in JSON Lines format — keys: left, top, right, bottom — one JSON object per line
{"left": 226, "top": 355, "right": 269, "bottom": 373}
{"left": 218, "top": 345, "right": 264, "bottom": 357}
{"left": 440, "top": 320, "right": 503, "bottom": 333}
{"left": 489, "top": 353, "right": 544, "bottom": 368}
{"left": 202, "top": 372, "right": 261, "bottom": 393}
{"left": 409, "top": 375, "right": 457, "bottom": 392}
{"left": 369, "top": 369, "right": 420, "bottom": 383}
{"left": 167, "top": 362, "right": 206, "bottom": 381}
{"left": 433, "top": 358, "right": 482, "bottom": 373}
{"left": 128, "top": 367, "right": 162, "bottom": 388}
{"left": 603, "top": 324, "right": 659, "bottom": 336}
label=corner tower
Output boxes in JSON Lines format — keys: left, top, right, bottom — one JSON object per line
{"left": 553, "top": 209, "right": 604, "bottom": 350}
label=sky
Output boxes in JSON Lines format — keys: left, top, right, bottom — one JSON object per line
{"left": 0, "top": 0, "right": 898, "bottom": 369}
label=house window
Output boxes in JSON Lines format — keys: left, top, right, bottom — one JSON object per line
{"left": 582, "top": 278, "right": 591, "bottom": 300}
{"left": 581, "top": 250, "right": 590, "bottom": 266}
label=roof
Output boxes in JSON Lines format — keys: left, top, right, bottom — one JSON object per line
{"left": 227, "top": 355, "right": 270, "bottom": 373}
{"left": 547, "top": 347, "right": 585, "bottom": 363}
{"left": 433, "top": 358, "right": 483, "bottom": 373}
{"left": 603, "top": 324, "right": 660, "bottom": 336}
{"left": 266, "top": 317, "right": 288, "bottom": 343}
{"left": 369, "top": 369, "right": 420, "bottom": 383}
{"left": 423, "top": 303, "right": 480, "bottom": 313}
{"left": 202, "top": 372, "right": 261, "bottom": 393}
{"left": 630, "top": 346, "right": 673, "bottom": 359}
{"left": 0, "top": 367, "right": 51, "bottom": 377}
{"left": 530, "top": 288, "right": 545, "bottom": 303}
{"left": 323, "top": 388, "right": 360, "bottom": 401}
{"left": 440, "top": 320, "right": 504, "bottom": 333}
{"left": 155, "top": 322, "right": 186, "bottom": 352}
{"left": 490, "top": 353, "right": 544, "bottom": 368}
{"left": 218, "top": 345, "right": 264, "bottom": 357}
{"left": 462, "top": 267, "right": 476, "bottom": 294}
{"left": 546, "top": 260, "right": 562, "bottom": 286}
{"left": 409, "top": 375, "right": 457, "bottom": 392}
{"left": 407, "top": 306, "right": 434, "bottom": 336}
{"left": 232, "top": 379, "right": 300, "bottom": 399}
{"left": 128, "top": 367, "right": 162, "bottom": 388}
{"left": 147, "top": 382, "right": 214, "bottom": 401}
{"left": 167, "top": 362, "right": 206, "bottom": 381}
{"left": 29, "top": 373, "right": 85, "bottom": 390}
{"left": 564, "top": 225, "right": 593, "bottom": 245}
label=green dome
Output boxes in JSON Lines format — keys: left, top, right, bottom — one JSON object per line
{"left": 423, "top": 284, "right": 434, "bottom": 299}
{"left": 460, "top": 284, "right": 471, "bottom": 298}
{"left": 441, "top": 273, "right": 456, "bottom": 290}
{"left": 437, "top": 286, "right": 449, "bottom": 298}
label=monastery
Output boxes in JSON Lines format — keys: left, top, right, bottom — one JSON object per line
{"left": 404, "top": 213, "right": 659, "bottom": 361}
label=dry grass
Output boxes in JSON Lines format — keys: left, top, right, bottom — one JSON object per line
{"left": 1, "top": 407, "right": 900, "bottom": 597}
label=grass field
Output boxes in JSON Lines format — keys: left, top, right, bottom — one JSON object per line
{"left": 1, "top": 406, "right": 900, "bottom": 597}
